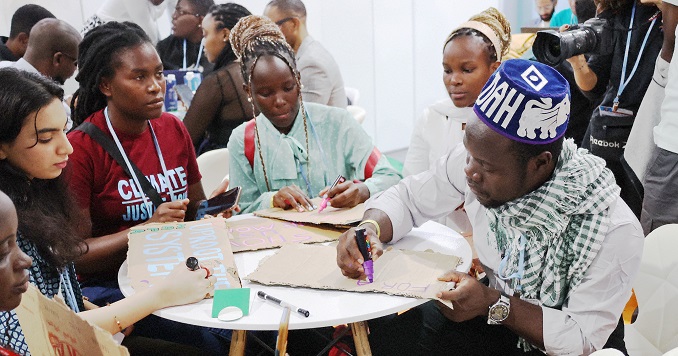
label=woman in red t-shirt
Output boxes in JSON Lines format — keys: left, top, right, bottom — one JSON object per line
{"left": 67, "top": 21, "right": 235, "bottom": 352}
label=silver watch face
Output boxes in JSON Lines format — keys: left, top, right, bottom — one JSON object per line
{"left": 489, "top": 304, "right": 509, "bottom": 322}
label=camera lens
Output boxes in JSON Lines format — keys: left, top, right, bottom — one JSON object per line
{"left": 546, "top": 37, "right": 561, "bottom": 58}
{"left": 533, "top": 30, "right": 565, "bottom": 66}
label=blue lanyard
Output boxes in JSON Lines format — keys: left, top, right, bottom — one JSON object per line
{"left": 293, "top": 111, "right": 329, "bottom": 196}
{"left": 182, "top": 39, "right": 203, "bottom": 70}
{"left": 614, "top": 2, "right": 657, "bottom": 110}
{"left": 497, "top": 234, "right": 526, "bottom": 293}
{"left": 183, "top": 39, "right": 186, "bottom": 70}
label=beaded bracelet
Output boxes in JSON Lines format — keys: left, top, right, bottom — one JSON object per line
{"left": 114, "top": 316, "right": 123, "bottom": 333}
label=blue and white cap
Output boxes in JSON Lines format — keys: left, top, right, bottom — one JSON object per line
{"left": 473, "top": 59, "right": 570, "bottom": 145}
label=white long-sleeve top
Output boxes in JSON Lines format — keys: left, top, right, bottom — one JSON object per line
{"left": 367, "top": 143, "right": 644, "bottom": 355}
{"left": 402, "top": 100, "right": 476, "bottom": 234}
{"left": 96, "top": 0, "right": 172, "bottom": 44}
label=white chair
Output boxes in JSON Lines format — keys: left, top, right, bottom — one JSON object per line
{"left": 196, "top": 148, "right": 229, "bottom": 196}
{"left": 345, "top": 87, "right": 360, "bottom": 105}
{"left": 625, "top": 224, "right": 678, "bottom": 356}
{"left": 347, "top": 105, "right": 366, "bottom": 125}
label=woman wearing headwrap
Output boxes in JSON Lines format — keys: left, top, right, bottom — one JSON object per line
{"left": 183, "top": 3, "right": 254, "bottom": 155}
{"left": 227, "top": 15, "right": 402, "bottom": 214}
{"left": 402, "top": 7, "right": 511, "bottom": 235}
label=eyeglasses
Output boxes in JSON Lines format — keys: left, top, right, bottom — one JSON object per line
{"left": 173, "top": 8, "right": 200, "bottom": 18}
{"left": 58, "top": 51, "right": 78, "bottom": 67}
{"left": 275, "top": 17, "right": 295, "bottom": 26}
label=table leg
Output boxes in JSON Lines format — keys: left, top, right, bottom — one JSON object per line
{"left": 350, "top": 321, "right": 372, "bottom": 356}
{"left": 229, "top": 330, "right": 247, "bottom": 356}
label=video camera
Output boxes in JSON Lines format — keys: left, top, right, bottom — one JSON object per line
{"left": 533, "top": 17, "right": 613, "bottom": 66}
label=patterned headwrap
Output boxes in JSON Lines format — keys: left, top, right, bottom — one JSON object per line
{"left": 229, "top": 14, "right": 297, "bottom": 86}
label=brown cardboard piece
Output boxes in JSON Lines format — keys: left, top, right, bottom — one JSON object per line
{"left": 246, "top": 244, "right": 461, "bottom": 300}
{"left": 127, "top": 219, "right": 241, "bottom": 293}
{"left": 14, "top": 284, "right": 129, "bottom": 356}
{"left": 226, "top": 216, "right": 342, "bottom": 252}
{"left": 254, "top": 197, "right": 364, "bottom": 226}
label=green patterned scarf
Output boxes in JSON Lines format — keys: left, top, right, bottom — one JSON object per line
{"left": 486, "top": 139, "right": 619, "bottom": 345}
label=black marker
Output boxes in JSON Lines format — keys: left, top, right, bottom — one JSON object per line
{"left": 257, "top": 291, "right": 310, "bottom": 317}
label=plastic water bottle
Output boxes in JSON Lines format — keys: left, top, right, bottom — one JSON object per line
{"left": 165, "top": 74, "right": 178, "bottom": 111}
{"left": 184, "top": 71, "right": 202, "bottom": 92}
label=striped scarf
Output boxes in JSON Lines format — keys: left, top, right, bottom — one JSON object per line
{"left": 487, "top": 139, "right": 619, "bottom": 312}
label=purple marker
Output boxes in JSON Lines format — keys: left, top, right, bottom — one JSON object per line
{"left": 355, "top": 227, "right": 373, "bottom": 283}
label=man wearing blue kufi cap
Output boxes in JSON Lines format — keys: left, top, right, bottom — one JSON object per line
{"left": 337, "top": 59, "right": 643, "bottom": 355}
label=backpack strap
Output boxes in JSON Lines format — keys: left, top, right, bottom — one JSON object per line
{"left": 74, "top": 122, "right": 164, "bottom": 209}
{"left": 364, "top": 147, "right": 382, "bottom": 180}
{"left": 244, "top": 118, "right": 256, "bottom": 169}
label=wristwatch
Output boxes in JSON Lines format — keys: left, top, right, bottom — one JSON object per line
{"left": 487, "top": 292, "right": 511, "bottom": 325}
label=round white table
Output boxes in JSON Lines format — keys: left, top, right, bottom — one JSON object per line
{"left": 119, "top": 219, "right": 471, "bottom": 354}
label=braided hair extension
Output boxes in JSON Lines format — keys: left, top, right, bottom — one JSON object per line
{"left": 70, "top": 21, "right": 150, "bottom": 128}
{"left": 446, "top": 7, "right": 511, "bottom": 63}
{"left": 206, "top": 3, "right": 251, "bottom": 70}
{"left": 230, "top": 15, "right": 310, "bottom": 192}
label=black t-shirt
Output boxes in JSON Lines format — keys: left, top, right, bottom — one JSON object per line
{"left": 156, "top": 34, "right": 213, "bottom": 74}
{"left": 0, "top": 36, "right": 19, "bottom": 62}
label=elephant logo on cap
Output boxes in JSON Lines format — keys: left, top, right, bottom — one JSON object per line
{"left": 517, "top": 95, "right": 570, "bottom": 140}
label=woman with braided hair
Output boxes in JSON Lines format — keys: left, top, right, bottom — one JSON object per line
{"left": 403, "top": 7, "right": 510, "bottom": 235}
{"left": 183, "top": 3, "right": 254, "bottom": 155}
{"left": 227, "top": 15, "right": 402, "bottom": 214}
{"left": 66, "top": 21, "right": 234, "bottom": 353}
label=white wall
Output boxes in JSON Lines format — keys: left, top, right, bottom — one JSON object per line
{"left": 1, "top": 0, "right": 499, "bottom": 152}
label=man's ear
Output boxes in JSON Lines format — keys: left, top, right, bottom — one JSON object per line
{"left": 0, "top": 143, "right": 9, "bottom": 160}
{"left": 530, "top": 151, "right": 554, "bottom": 176}
{"left": 99, "top": 77, "right": 112, "bottom": 97}
{"left": 290, "top": 17, "right": 302, "bottom": 32}
{"left": 16, "top": 32, "right": 29, "bottom": 46}
{"left": 52, "top": 52, "right": 63, "bottom": 67}
{"left": 490, "top": 61, "right": 501, "bottom": 72}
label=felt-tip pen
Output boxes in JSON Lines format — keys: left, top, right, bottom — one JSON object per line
{"left": 355, "top": 227, "right": 374, "bottom": 283}
{"left": 318, "top": 175, "right": 346, "bottom": 213}
{"left": 257, "top": 291, "right": 310, "bottom": 317}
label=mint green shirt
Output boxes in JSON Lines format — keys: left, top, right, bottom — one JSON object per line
{"left": 228, "top": 102, "right": 402, "bottom": 213}
{"left": 550, "top": 8, "right": 578, "bottom": 27}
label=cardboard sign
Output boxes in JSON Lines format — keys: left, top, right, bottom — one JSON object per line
{"left": 226, "top": 216, "right": 342, "bottom": 252}
{"left": 254, "top": 197, "right": 364, "bottom": 226}
{"left": 14, "top": 285, "right": 129, "bottom": 356}
{"left": 246, "top": 244, "right": 461, "bottom": 300}
{"left": 127, "top": 219, "right": 241, "bottom": 292}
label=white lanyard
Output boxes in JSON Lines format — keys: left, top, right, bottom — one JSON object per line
{"left": 59, "top": 269, "right": 80, "bottom": 313}
{"left": 104, "top": 107, "right": 175, "bottom": 212}
{"left": 614, "top": 2, "right": 657, "bottom": 111}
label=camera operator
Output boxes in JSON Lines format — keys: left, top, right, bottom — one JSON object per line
{"left": 551, "top": 0, "right": 598, "bottom": 145}
{"left": 566, "top": 0, "right": 662, "bottom": 217}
